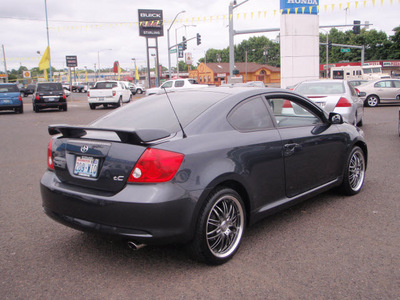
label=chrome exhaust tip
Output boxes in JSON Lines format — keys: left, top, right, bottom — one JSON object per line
{"left": 127, "top": 241, "right": 146, "bottom": 251}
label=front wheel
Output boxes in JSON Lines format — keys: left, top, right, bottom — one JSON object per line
{"left": 188, "top": 187, "right": 246, "bottom": 265}
{"left": 340, "top": 146, "right": 366, "bottom": 195}
{"left": 365, "top": 95, "right": 379, "bottom": 107}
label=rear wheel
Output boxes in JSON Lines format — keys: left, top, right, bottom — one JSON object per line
{"left": 137, "top": 89, "right": 143, "bottom": 94}
{"left": 63, "top": 104, "right": 68, "bottom": 111}
{"left": 116, "top": 97, "right": 122, "bottom": 107}
{"left": 33, "top": 104, "right": 39, "bottom": 113}
{"left": 365, "top": 95, "right": 379, "bottom": 107}
{"left": 340, "top": 146, "right": 366, "bottom": 195}
{"left": 89, "top": 104, "right": 96, "bottom": 110}
{"left": 188, "top": 187, "right": 246, "bottom": 265}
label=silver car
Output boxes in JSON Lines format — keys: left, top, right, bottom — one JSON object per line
{"left": 294, "top": 80, "right": 364, "bottom": 126}
{"left": 355, "top": 79, "right": 400, "bottom": 107}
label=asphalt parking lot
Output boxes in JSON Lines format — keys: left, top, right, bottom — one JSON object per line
{"left": 1, "top": 93, "right": 399, "bottom": 299}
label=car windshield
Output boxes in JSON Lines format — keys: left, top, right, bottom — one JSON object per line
{"left": 0, "top": 84, "right": 19, "bottom": 93}
{"left": 296, "top": 82, "right": 345, "bottom": 95}
{"left": 91, "top": 90, "right": 228, "bottom": 133}
{"left": 93, "top": 82, "right": 117, "bottom": 89}
{"left": 37, "top": 83, "right": 63, "bottom": 91}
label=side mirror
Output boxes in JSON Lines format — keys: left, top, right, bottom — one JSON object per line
{"left": 329, "top": 112, "right": 344, "bottom": 124}
{"left": 358, "top": 91, "right": 366, "bottom": 97}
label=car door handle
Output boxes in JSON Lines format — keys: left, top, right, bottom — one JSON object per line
{"left": 284, "top": 143, "right": 302, "bottom": 157}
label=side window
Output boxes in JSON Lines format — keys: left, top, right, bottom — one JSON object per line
{"left": 375, "top": 81, "right": 390, "bottom": 88}
{"left": 228, "top": 97, "right": 273, "bottom": 131}
{"left": 393, "top": 81, "right": 400, "bottom": 88}
{"left": 161, "top": 81, "right": 173, "bottom": 88}
{"left": 266, "top": 98, "right": 322, "bottom": 128}
{"left": 175, "top": 80, "right": 184, "bottom": 87}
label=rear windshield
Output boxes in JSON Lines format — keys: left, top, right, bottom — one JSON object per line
{"left": 93, "top": 82, "right": 117, "bottom": 89}
{"left": 0, "top": 84, "right": 19, "bottom": 93}
{"left": 91, "top": 90, "right": 227, "bottom": 133}
{"left": 37, "top": 83, "right": 63, "bottom": 91}
{"left": 296, "top": 82, "right": 345, "bottom": 95}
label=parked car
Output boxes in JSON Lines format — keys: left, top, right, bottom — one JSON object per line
{"left": 33, "top": 82, "right": 67, "bottom": 112}
{"left": 72, "top": 82, "right": 86, "bottom": 93}
{"left": 41, "top": 87, "right": 367, "bottom": 265}
{"left": 121, "top": 81, "right": 136, "bottom": 95}
{"left": 87, "top": 80, "right": 132, "bottom": 109}
{"left": 355, "top": 79, "right": 400, "bottom": 107}
{"left": 0, "top": 83, "right": 23, "bottom": 113}
{"left": 294, "top": 79, "right": 364, "bottom": 126}
{"left": 19, "top": 84, "right": 35, "bottom": 97}
{"left": 146, "top": 78, "right": 208, "bottom": 95}
{"left": 133, "top": 82, "right": 145, "bottom": 94}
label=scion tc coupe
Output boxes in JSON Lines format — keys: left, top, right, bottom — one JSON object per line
{"left": 41, "top": 87, "right": 367, "bottom": 265}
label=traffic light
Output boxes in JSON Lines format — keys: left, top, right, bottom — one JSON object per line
{"left": 353, "top": 20, "right": 361, "bottom": 34}
{"left": 196, "top": 33, "right": 201, "bottom": 46}
{"left": 328, "top": 41, "right": 332, "bottom": 50}
{"left": 182, "top": 36, "right": 187, "bottom": 51}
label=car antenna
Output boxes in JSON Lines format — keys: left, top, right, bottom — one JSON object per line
{"left": 162, "top": 88, "right": 187, "bottom": 138}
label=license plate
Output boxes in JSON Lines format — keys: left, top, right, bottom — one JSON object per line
{"left": 2, "top": 99, "right": 11, "bottom": 104}
{"left": 98, "top": 97, "right": 104, "bottom": 101}
{"left": 74, "top": 156, "right": 99, "bottom": 178}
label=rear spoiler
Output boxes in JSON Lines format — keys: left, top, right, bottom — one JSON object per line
{"left": 48, "top": 124, "right": 171, "bottom": 145}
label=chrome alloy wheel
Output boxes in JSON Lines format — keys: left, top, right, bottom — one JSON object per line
{"left": 348, "top": 148, "right": 365, "bottom": 192}
{"left": 206, "top": 195, "right": 244, "bottom": 259}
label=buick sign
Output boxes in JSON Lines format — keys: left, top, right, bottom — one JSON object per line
{"left": 138, "top": 9, "right": 164, "bottom": 37}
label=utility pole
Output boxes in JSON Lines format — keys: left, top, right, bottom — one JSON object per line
{"left": 2, "top": 45, "right": 8, "bottom": 82}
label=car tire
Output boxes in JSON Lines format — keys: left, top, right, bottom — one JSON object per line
{"left": 33, "top": 104, "right": 39, "bottom": 113}
{"left": 17, "top": 105, "right": 23, "bottom": 114}
{"left": 89, "top": 104, "right": 96, "bottom": 110}
{"left": 365, "top": 95, "right": 379, "bottom": 107}
{"left": 340, "top": 146, "right": 366, "bottom": 195}
{"left": 137, "top": 89, "right": 143, "bottom": 94}
{"left": 63, "top": 105, "right": 68, "bottom": 112}
{"left": 357, "top": 118, "right": 363, "bottom": 127}
{"left": 188, "top": 187, "right": 246, "bottom": 265}
{"left": 116, "top": 97, "right": 122, "bottom": 107}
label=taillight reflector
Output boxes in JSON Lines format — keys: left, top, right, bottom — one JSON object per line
{"left": 36, "top": 94, "right": 40, "bottom": 100}
{"left": 336, "top": 97, "right": 352, "bottom": 107}
{"left": 113, "top": 91, "right": 116, "bottom": 97}
{"left": 128, "top": 148, "right": 184, "bottom": 183}
{"left": 47, "top": 139, "right": 54, "bottom": 170}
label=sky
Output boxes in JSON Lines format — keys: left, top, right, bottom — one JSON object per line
{"left": 1, "top": 0, "right": 399, "bottom": 72}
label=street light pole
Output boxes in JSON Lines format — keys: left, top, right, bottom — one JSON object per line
{"left": 229, "top": 0, "right": 249, "bottom": 78}
{"left": 167, "top": 10, "right": 185, "bottom": 79}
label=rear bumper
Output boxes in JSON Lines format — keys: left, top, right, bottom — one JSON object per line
{"left": 40, "top": 170, "right": 197, "bottom": 244}
{"left": 0, "top": 103, "right": 22, "bottom": 111}
{"left": 34, "top": 99, "right": 66, "bottom": 109}
{"left": 88, "top": 97, "right": 119, "bottom": 104}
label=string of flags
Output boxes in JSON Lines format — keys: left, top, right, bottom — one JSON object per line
{"left": 43, "top": 0, "right": 399, "bottom": 32}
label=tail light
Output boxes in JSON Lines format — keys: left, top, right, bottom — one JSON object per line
{"left": 47, "top": 139, "right": 54, "bottom": 170}
{"left": 282, "top": 100, "right": 293, "bottom": 108}
{"left": 112, "top": 91, "right": 116, "bottom": 97}
{"left": 336, "top": 97, "right": 352, "bottom": 107}
{"left": 128, "top": 148, "right": 184, "bottom": 183}
{"left": 18, "top": 95, "right": 22, "bottom": 102}
{"left": 87, "top": 91, "right": 90, "bottom": 97}
{"left": 355, "top": 88, "right": 360, "bottom": 95}
{"left": 35, "top": 93, "right": 40, "bottom": 100}
{"left": 62, "top": 93, "right": 66, "bottom": 100}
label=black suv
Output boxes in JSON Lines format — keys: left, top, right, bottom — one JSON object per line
{"left": 33, "top": 82, "right": 67, "bottom": 112}
{"left": 20, "top": 84, "right": 35, "bottom": 97}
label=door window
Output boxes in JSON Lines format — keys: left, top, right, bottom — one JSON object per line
{"left": 266, "top": 98, "right": 322, "bottom": 128}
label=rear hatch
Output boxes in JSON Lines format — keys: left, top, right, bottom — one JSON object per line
{"left": 37, "top": 83, "right": 64, "bottom": 102}
{"left": 49, "top": 125, "right": 170, "bottom": 193}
